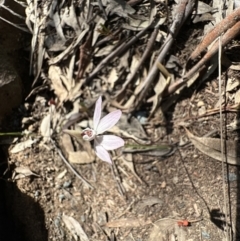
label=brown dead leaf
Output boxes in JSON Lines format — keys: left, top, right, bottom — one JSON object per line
{"left": 106, "top": 217, "right": 151, "bottom": 228}
{"left": 184, "top": 128, "right": 240, "bottom": 165}
{"left": 62, "top": 130, "right": 95, "bottom": 163}
{"left": 68, "top": 151, "right": 94, "bottom": 164}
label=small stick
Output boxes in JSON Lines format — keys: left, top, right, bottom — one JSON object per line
{"left": 50, "top": 138, "right": 94, "bottom": 189}
{"left": 114, "top": 27, "right": 159, "bottom": 98}
{"left": 0, "top": 16, "right": 29, "bottom": 32}
{"left": 111, "top": 159, "right": 126, "bottom": 197}
{"left": 86, "top": 24, "right": 152, "bottom": 82}
{"left": 95, "top": 28, "right": 122, "bottom": 47}
{"left": 0, "top": 4, "right": 25, "bottom": 20}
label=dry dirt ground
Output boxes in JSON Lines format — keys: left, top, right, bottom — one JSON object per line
{"left": 1, "top": 1, "right": 240, "bottom": 241}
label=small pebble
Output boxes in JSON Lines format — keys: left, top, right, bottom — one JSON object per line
{"left": 59, "top": 193, "right": 65, "bottom": 202}
{"left": 34, "top": 190, "right": 41, "bottom": 198}
{"left": 201, "top": 231, "right": 210, "bottom": 239}
{"left": 54, "top": 218, "right": 61, "bottom": 227}
{"left": 63, "top": 180, "right": 72, "bottom": 188}
{"left": 227, "top": 173, "right": 237, "bottom": 182}
{"left": 135, "top": 111, "right": 148, "bottom": 125}
{"left": 197, "top": 100, "right": 205, "bottom": 107}
{"left": 173, "top": 176, "right": 178, "bottom": 184}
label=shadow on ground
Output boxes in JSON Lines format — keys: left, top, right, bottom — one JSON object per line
{"left": 0, "top": 148, "right": 48, "bottom": 241}
{"left": 0, "top": 1, "right": 48, "bottom": 240}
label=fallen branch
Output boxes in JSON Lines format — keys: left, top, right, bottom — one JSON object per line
{"left": 167, "top": 20, "right": 240, "bottom": 95}
{"left": 190, "top": 7, "right": 240, "bottom": 60}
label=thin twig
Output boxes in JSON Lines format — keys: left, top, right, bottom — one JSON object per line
{"left": 86, "top": 24, "right": 153, "bottom": 82}
{"left": 127, "top": 0, "right": 143, "bottom": 6}
{"left": 114, "top": 27, "right": 159, "bottom": 98}
{"left": 50, "top": 138, "right": 94, "bottom": 189}
{"left": 95, "top": 28, "right": 122, "bottom": 47}
{"left": 0, "top": 4, "right": 25, "bottom": 19}
{"left": 218, "top": 3, "right": 230, "bottom": 239}
{"left": 111, "top": 160, "right": 125, "bottom": 197}
{"left": 0, "top": 16, "right": 30, "bottom": 32}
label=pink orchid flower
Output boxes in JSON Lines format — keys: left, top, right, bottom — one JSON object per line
{"left": 81, "top": 96, "right": 124, "bottom": 164}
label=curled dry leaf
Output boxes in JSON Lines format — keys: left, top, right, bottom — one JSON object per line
{"left": 62, "top": 214, "right": 89, "bottom": 241}
{"left": 184, "top": 128, "right": 240, "bottom": 165}
{"left": 13, "top": 166, "right": 40, "bottom": 180}
{"left": 10, "top": 139, "right": 37, "bottom": 154}
{"left": 40, "top": 113, "right": 52, "bottom": 142}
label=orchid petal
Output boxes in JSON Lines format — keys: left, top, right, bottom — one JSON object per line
{"left": 95, "top": 135, "right": 124, "bottom": 150}
{"left": 93, "top": 96, "right": 102, "bottom": 131}
{"left": 96, "top": 110, "right": 122, "bottom": 134}
{"left": 94, "top": 140, "right": 112, "bottom": 163}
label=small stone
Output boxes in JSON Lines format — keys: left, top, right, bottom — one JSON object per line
{"left": 173, "top": 176, "right": 178, "bottom": 184}
{"left": 161, "top": 181, "right": 166, "bottom": 188}
{"left": 63, "top": 180, "right": 72, "bottom": 188}
{"left": 197, "top": 100, "right": 205, "bottom": 107}
{"left": 198, "top": 106, "right": 206, "bottom": 116}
